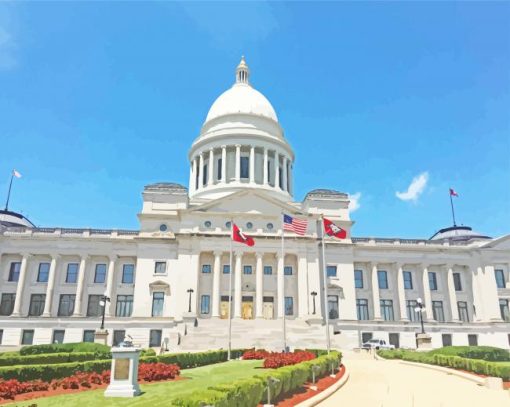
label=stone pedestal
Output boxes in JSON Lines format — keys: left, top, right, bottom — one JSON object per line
{"left": 182, "top": 312, "right": 197, "bottom": 323}
{"left": 104, "top": 347, "right": 141, "bottom": 398}
{"left": 416, "top": 333, "right": 432, "bottom": 351}
{"left": 94, "top": 329, "right": 109, "bottom": 345}
{"left": 304, "top": 315, "right": 323, "bottom": 325}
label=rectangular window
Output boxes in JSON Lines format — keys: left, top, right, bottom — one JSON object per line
{"left": 432, "top": 301, "right": 445, "bottom": 322}
{"left": 86, "top": 295, "right": 102, "bottom": 317}
{"left": 200, "top": 295, "right": 210, "bottom": 314}
{"left": 66, "top": 263, "right": 79, "bottom": 283}
{"left": 202, "top": 264, "right": 211, "bottom": 274}
{"left": 284, "top": 297, "right": 294, "bottom": 316}
{"left": 403, "top": 271, "right": 413, "bottom": 290}
{"left": 495, "top": 269, "right": 506, "bottom": 289}
{"left": 442, "top": 334, "right": 452, "bottom": 347}
{"left": 263, "top": 266, "right": 272, "bottom": 275}
{"left": 0, "top": 329, "right": 3, "bottom": 345}
{"left": 243, "top": 265, "right": 252, "bottom": 275}
{"left": 122, "top": 264, "right": 134, "bottom": 284}
{"left": 116, "top": 295, "right": 134, "bottom": 317}
{"left": 202, "top": 163, "right": 208, "bottom": 185}
{"left": 267, "top": 162, "right": 272, "bottom": 185}
{"left": 453, "top": 273, "right": 462, "bottom": 291}
{"left": 240, "top": 156, "right": 249, "bottom": 179}
{"left": 458, "top": 301, "right": 469, "bottom": 322}
{"left": 222, "top": 265, "right": 230, "bottom": 274}
{"left": 356, "top": 299, "right": 369, "bottom": 320}
{"left": 468, "top": 334, "right": 478, "bottom": 346}
{"left": 217, "top": 158, "right": 222, "bottom": 180}
{"left": 326, "top": 265, "right": 337, "bottom": 277}
{"left": 328, "top": 295, "right": 339, "bottom": 319}
{"left": 154, "top": 261, "right": 167, "bottom": 274}
{"left": 58, "top": 294, "right": 76, "bottom": 317}
{"left": 380, "top": 299, "right": 394, "bottom": 321}
{"left": 8, "top": 262, "right": 21, "bottom": 282}
{"left": 28, "top": 294, "right": 45, "bottom": 316}
{"left": 37, "top": 263, "right": 50, "bottom": 283}
{"left": 428, "top": 272, "right": 438, "bottom": 290}
{"left": 284, "top": 266, "right": 293, "bottom": 276}
{"left": 83, "top": 330, "right": 95, "bottom": 343}
{"left": 113, "top": 330, "right": 126, "bottom": 346}
{"left": 406, "top": 300, "right": 419, "bottom": 322}
{"left": 0, "top": 293, "right": 15, "bottom": 316}
{"left": 354, "top": 270, "right": 363, "bottom": 288}
{"left": 21, "top": 329, "right": 34, "bottom": 345}
{"left": 499, "top": 299, "right": 510, "bottom": 322}
{"left": 52, "top": 330, "right": 65, "bottom": 344}
{"left": 152, "top": 292, "right": 164, "bottom": 317}
{"left": 94, "top": 264, "right": 107, "bottom": 283}
{"left": 149, "top": 330, "right": 162, "bottom": 347}
{"left": 278, "top": 166, "right": 283, "bottom": 189}
{"left": 377, "top": 270, "right": 388, "bottom": 289}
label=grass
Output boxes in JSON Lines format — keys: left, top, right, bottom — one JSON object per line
{"left": 8, "top": 360, "right": 265, "bottom": 407}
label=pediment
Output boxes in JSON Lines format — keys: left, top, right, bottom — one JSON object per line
{"left": 480, "top": 234, "right": 510, "bottom": 250}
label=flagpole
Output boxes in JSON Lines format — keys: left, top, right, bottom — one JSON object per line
{"left": 281, "top": 213, "right": 287, "bottom": 352}
{"left": 4, "top": 173, "right": 14, "bottom": 211}
{"left": 320, "top": 216, "right": 331, "bottom": 354}
{"left": 227, "top": 219, "right": 233, "bottom": 360}
{"left": 449, "top": 192, "right": 457, "bottom": 227}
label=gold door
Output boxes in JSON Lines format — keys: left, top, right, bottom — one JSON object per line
{"left": 241, "top": 302, "right": 254, "bottom": 319}
{"left": 220, "top": 301, "right": 230, "bottom": 319}
{"left": 263, "top": 302, "right": 274, "bottom": 320}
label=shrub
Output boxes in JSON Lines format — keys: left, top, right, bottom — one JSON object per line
{"left": 20, "top": 342, "right": 110, "bottom": 358}
{"left": 140, "top": 348, "right": 157, "bottom": 357}
{"left": 263, "top": 351, "right": 316, "bottom": 369}
{"left": 428, "top": 346, "right": 510, "bottom": 362}
{"left": 242, "top": 349, "right": 270, "bottom": 360}
{"left": 138, "top": 363, "right": 180, "bottom": 381}
{"left": 0, "top": 352, "right": 102, "bottom": 367}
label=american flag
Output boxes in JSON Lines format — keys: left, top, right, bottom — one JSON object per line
{"left": 283, "top": 214, "right": 308, "bottom": 236}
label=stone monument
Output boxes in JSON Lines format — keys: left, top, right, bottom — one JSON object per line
{"left": 104, "top": 335, "right": 141, "bottom": 398}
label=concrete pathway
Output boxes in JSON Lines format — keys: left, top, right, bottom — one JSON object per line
{"left": 319, "top": 350, "right": 509, "bottom": 407}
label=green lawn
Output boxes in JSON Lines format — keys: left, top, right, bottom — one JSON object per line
{"left": 9, "top": 360, "right": 265, "bottom": 407}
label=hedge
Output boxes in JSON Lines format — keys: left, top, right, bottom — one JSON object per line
{"left": 19, "top": 342, "right": 110, "bottom": 356}
{"left": 428, "top": 346, "right": 510, "bottom": 362}
{"left": 0, "top": 352, "right": 101, "bottom": 367}
{"left": 378, "top": 349, "right": 510, "bottom": 381}
{"left": 172, "top": 351, "right": 342, "bottom": 407}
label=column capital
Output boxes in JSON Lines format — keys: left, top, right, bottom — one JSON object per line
{"left": 255, "top": 252, "right": 264, "bottom": 260}
{"left": 235, "top": 144, "right": 241, "bottom": 148}
{"left": 234, "top": 250, "right": 244, "bottom": 258}
{"left": 20, "top": 252, "right": 32, "bottom": 259}
{"left": 79, "top": 254, "right": 89, "bottom": 261}
{"left": 213, "top": 250, "right": 223, "bottom": 257}
{"left": 108, "top": 254, "right": 118, "bottom": 262}
{"left": 49, "top": 253, "right": 61, "bottom": 261}
{"left": 220, "top": 144, "right": 227, "bottom": 149}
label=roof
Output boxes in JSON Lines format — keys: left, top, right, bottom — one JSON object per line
{"left": 304, "top": 189, "right": 348, "bottom": 200}
{"left": 429, "top": 225, "right": 491, "bottom": 242}
{"left": 0, "top": 210, "right": 35, "bottom": 228}
{"left": 144, "top": 183, "right": 188, "bottom": 192}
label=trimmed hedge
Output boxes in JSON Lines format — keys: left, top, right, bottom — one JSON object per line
{"left": 428, "top": 346, "right": 510, "bottom": 362}
{"left": 0, "top": 352, "right": 100, "bottom": 367}
{"left": 19, "top": 342, "right": 110, "bottom": 356}
{"left": 173, "top": 351, "right": 342, "bottom": 407}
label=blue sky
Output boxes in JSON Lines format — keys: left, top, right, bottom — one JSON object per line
{"left": 0, "top": 2, "right": 509, "bottom": 238}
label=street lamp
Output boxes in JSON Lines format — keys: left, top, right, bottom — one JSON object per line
{"left": 311, "top": 291, "right": 317, "bottom": 315}
{"left": 187, "top": 288, "right": 194, "bottom": 313}
{"left": 414, "top": 297, "right": 425, "bottom": 334}
{"left": 99, "top": 293, "right": 111, "bottom": 331}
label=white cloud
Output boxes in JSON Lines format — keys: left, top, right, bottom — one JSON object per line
{"left": 0, "top": 27, "right": 16, "bottom": 70}
{"left": 396, "top": 172, "right": 429, "bottom": 202}
{"left": 348, "top": 192, "right": 361, "bottom": 213}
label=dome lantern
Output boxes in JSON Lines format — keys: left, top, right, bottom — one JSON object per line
{"left": 236, "top": 56, "right": 250, "bottom": 85}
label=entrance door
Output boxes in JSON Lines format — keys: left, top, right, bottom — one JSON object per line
{"left": 242, "top": 296, "right": 254, "bottom": 319}
{"left": 389, "top": 333, "right": 400, "bottom": 349}
{"left": 263, "top": 302, "right": 274, "bottom": 319}
{"left": 220, "top": 295, "right": 230, "bottom": 319}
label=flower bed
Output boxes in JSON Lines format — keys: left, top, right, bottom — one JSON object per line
{"left": 242, "top": 349, "right": 316, "bottom": 368}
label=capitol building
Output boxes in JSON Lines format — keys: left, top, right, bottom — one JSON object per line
{"left": 0, "top": 58, "right": 509, "bottom": 351}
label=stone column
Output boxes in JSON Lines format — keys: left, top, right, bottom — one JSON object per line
{"left": 421, "top": 265, "right": 433, "bottom": 321}
{"left": 235, "top": 144, "right": 241, "bottom": 182}
{"left": 297, "top": 255, "right": 309, "bottom": 317}
{"left": 255, "top": 252, "right": 264, "bottom": 318}
{"left": 282, "top": 157, "right": 288, "bottom": 192}
{"left": 249, "top": 146, "right": 255, "bottom": 184}
{"left": 471, "top": 265, "right": 484, "bottom": 321}
{"left": 274, "top": 152, "right": 280, "bottom": 189}
{"left": 73, "top": 255, "right": 88, "bottom": 316}
{"left": 212, "top": 251, "right": 222, "bottom": 317}
{"left": 446, "top": 265, "right": 460, "bottom": 322}
{"left": 188, "top": 162, "right": 194, "bottom": 193}
{"left": 263, "top": 148, "right": 269, "bottom": 185}
{"left": 221, "top": 145, "right": 227, "bottom": 183}
{"left": 192, "top": 158, "right": 197, "bottom": 191}
{"left": 234, "top": 251, "right": 243, "bottom": 318}
{"left": 105, "top": 255, "right": 117, "bottom": 317}
{"left": 277, "top": 251, "right": 284, "bottom": 317}
{"left": 198, "top": 153, "right": 204, "bottom": 188}
{"left": 208, "top": 149, "right": 214, "bottom": 186}
{"left": 42, "top": 254, "right": 59, "bottom": 317}
{"left": 11, "top": 253, "right": 31, "bottom": 317}
{"left": 396, "top": 264, "right": 408, "bottom": 321}
{"left": 483, "top": 265, "right": 503, "bottom": 321}
{"left": 371, "top": 263, "right": 382, "bottom": 320}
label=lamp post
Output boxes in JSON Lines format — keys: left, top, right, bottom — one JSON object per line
{"left": 311, "top": 291, "right": 317, "bottom": 315}
{"left": 187, "top": 288, "right": 194, "bottom": 313}
{"left": 414, "top": 297, "right": 425, "bottom": 334}
{"left": 99, "top": 293, "right": 111, "bottom": 331}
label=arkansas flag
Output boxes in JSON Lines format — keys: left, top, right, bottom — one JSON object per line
{"left": 232, "top": 223, "right": 255, "bottom": 246}
{"left": 12, "top": 169, "right": 22, "bottom": 178}
{"left": 449, "top": 188, "right": 459, "bottom": 197}
{"left": 323, "top": 218, "right": 347, "bottom": 239}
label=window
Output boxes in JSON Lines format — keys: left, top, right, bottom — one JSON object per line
{"left": 380, "top": 299, "right": 394, "bottom": 321}
{"left": 361, "top": 332, "right": 373, "bottom": 343}
{"left": 113, "top": 330, "right": 126, "bottom": 346}
{"left": 499, "top": 299, "right": 510, "bottom": 322}
{"left": 278, "top": 167, "right": 283, "bottom": 189}
{"left": 195, "top": 170, "right": 199, "bottom": 190}
{"left": 8, "top": 262, "right": 21, "bottom": 282}
{"left": 66, "top": 263, "right": 79, "bottom": 283}
{"left": 263, "top": 266, "right": 272, "bottom": 275}
{"left": 428, "top": 272, "right": 438, "bottom": 290}
{"left": 0, "top": 293, "right": 15, "bottom": 316}
{"left": 21, "top": 330, "right": 34, "bottom": 345}
{"left": 52, "top": 330, "right": 65, "bottom": 344}
{"left": 28, "top": 294, "right": 45, "bottom": 316}
{"left": 83, "top": 330, "right": 95, "bottom": 343}
{"left": 406, "top": 300, "right": 419, "bottom": 322}
{"left": 327, "top": 266, "right": 337, "bottom": 278}
{"left": 58, "top": 294, "right": 76, "bottom": 317}
{"left": 468, "top": 334, "right": 478, "bottom": 346}
{"left": 149, "top": 330, "right": 162, "bottom": 347}
{"left": 243, "top": 265, "right": 252, "bottom": 275}
{"left": 453, "top": 273, "right": 462, "bottom": 291}
{"left": 202, "top": 264, "right": 211, "bottom": 274}
{"left": 284, "top": 297, "right": 294, "bottom": 316}
{"left": 202, "top": 163, "right": 208, "bottom": 185}
{"left": 403, "top": 271, "right": 413, "bottom": 290}
{"left": 154, "top": 261, "right": 167, "bottom": 274}
{"left": 284, "top": 266, "right": 293, "bottom": 276}
{"left": 442, "top": 334, "right": 452, "bottom": 347}
{"left": 94, "top": 264, "right": 107, "bottom": 283}
{"left": 458, "top": 301, "right": 469, "bottom": 322}
{"left": 354, "top": 270, "right": 363, "bottom": 288}
{"left": 0, "top": 329, "right": 3, "bottom": 345}
{"left": 377, "top": 271, "right": 388, "bottom": 289}
{"left": 356, "top": 299, "right": 369, "bottom": 320}
{"left": 87, "top": 295, "right": 102, "bottom": 317}
{"left": 222, "top": 265, "right": 230, "bottom": 274}
{"left": 240, "top": 156, "right": 249, "bottom": 179}
{"left": 217, "top": 158, "right": 222, "bottom": 180}
{"left": 116, "top": 295, "right": 134, "bottom": 317}
{"left": 152, "top": 292, "right": 165, "bottom": 317}
{"left": 37, "top": 263, "right": 50, "bottom": 283}
{"left": 495, "top": 269, "right": 506, "bottom": 289}
{"left": 200, "top": 295, "right": 210, "bottom": 314}
{"left": 432, "top": 301, "right": 445, "bottom": 322}
{"left": 328, "top": 295, "right": 339, "bottom": 319}
{"left": 122, "top": 264, "right": 134, "bottom": 284}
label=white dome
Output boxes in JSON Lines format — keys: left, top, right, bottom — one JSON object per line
{"left": 205, "top": 83, "right": 278, "bottom": 123}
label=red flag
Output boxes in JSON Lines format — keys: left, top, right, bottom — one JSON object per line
{"left": 323, "top": 218, "right": 347, "bottom": 239}
{"left": 449, "top": 188, "right": 459, "bottom": 197}
{"left": 232, "top": 223, "right": 255, "bottom": 246}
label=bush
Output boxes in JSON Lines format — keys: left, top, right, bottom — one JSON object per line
{"left": 138, "top": 363, "right": 180, "bottom": 381}
{"left": 263, "top": 351, "right": 316, "bottom": 369}
{"left": 429, "top": 346, "right": 510, "bottom": 362}
{"left": 140, "top": 348, "right": 157, "bottom": 357}
{"left": 0, "top": 352, "right": 102, "bottom": 367}
{"left": 20, "top": 342, "right": 110, "bottom": 357}
{"left": 157, "top": 349, "right": 246, "bottom": 369}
